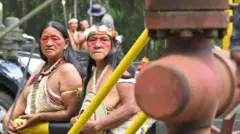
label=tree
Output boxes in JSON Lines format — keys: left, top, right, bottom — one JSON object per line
{"left": 1, "top": 0, "right": 165, "bottom": 61}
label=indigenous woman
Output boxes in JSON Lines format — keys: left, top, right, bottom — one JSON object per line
{"left": 71, "top": 25, "right": 154, "bottom": 134}
{"left": 2, "top": 21, "right": 84, "bottom": 134}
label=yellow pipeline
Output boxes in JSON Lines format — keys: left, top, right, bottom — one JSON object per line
{"left": 68, "top": 29, "right": 150, "bottom": 134}
{"left": 14, "top": 118, "right": 49, "bottom": 134}
{"left": 124, "top": 112, "right": 148, "bottom": 134}
{"left": 222, "top": 0, "right": 234, "bottom": 51}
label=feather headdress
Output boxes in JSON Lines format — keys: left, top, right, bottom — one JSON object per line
{"left": 84, "top": 25, "right": 123, "bottom": 43}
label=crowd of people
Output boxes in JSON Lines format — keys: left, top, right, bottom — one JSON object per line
{"left": 3, "top": 2, "right": 240, "bottom": 134}
{"left": 66, "top": 3, "right": 115, "bottom": 53}
{"left": 2, "top": 1, "right": 240, "bottom": 134}
{"left": 2, "top": 3, "right": 154, "bottom": 134}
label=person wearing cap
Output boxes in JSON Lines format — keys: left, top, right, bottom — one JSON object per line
{"left": 67, "top": 18, "right": 87, "bottom": 51}
{"left": 88, "top": 4, "right": 115, "bottom": 29}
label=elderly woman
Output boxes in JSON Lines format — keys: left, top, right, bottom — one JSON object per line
{"left": 2, "top": 21, "right": 84, "bottom": 134}
{"left": 71, "top": 25, "right": 154, "bottom": 134}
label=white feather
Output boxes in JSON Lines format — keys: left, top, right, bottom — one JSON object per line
{"left": 116, "top": 35, "right": 123, "bottom": 43}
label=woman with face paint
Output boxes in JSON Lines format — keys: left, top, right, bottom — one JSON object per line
{"left": 70, "top": 25, "right": 155, "bottom": 134}
{"left": 2, "top": 21, "right": 85, "bottom": 134}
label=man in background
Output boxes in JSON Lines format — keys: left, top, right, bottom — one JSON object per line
{"left": 80, "top": 20, "right": 89, "bottom": 32}
{"left": 88, "top": 4, "right": 115, "bottom": 29}
{"left": 67, "top": 18, "right": 87, "bottom": 51}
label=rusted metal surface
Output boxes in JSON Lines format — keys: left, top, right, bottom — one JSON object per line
{"left": 135, "top": 64, "right": 190, "bottom": 120}
{"left": 135, "top": 43, "right": 239, "bottom": 133}
{"left": 145, "top": 0, "right": 229, "bottom": 11}
{"left": 138, "top": 0, "right": 240, "bottom": 133}
{"left": 149, "top": 29, "right": 227, "bottom": 39}
{"left": 212, "top": 47, "right": 240, "bottom": 118}
{"left": 145, "top": 11, "right": 229, "bottom": 30}
{"left": 135, "top": 51, "right": 224, "bottom": 121}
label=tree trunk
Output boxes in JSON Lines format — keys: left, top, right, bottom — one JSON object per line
{"left": 51, "top": 3, "right": 55, "bottom": 20}
{"left": 21, "top": 0, "right": 27, "bottom": 31}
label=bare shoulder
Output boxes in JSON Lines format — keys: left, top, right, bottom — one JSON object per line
{"left": 116, "top": 82, "right": 133, "bottom": 90}
{"left": 58, "top": 63, "right": 82, "bottom": 81}
{"left": 116, "top": 77, "right": 135, "bottom": 103}
{"left": 58, "top": 63, "right": 82, "bottom": 92}
{"left": 58, "top": 63, "right": 79, "bottom": 74}
{"left": 116, "top": 71, "right": 135, "bottom": 90}
{"left": 59, "top": 63, "right": 82, "bottom": 83}
{"left": 116, "top": 80, "right": 135, "bottom": 91}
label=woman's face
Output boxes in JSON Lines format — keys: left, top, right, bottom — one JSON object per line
{"left": 87, "top": 34, "right": 112, "bottom": 62}
{"left": 40, "top": 27, "right": 68, "bottom": 61}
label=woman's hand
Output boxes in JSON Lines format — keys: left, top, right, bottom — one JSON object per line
{"left": 70, "top": 117, "right": 100, "bottom": 134}
{"left": 13, "top": 118, "right": 26, "bottom": 128}
{"left": 2, "top": 120, "right": 18, "bottom": 134}
{"left": 15, "top": 114, "right": 40, "bottom": 130}
{"left": 81, "top": 120, "right": 99, "bottom": 134}
{"left": 70, "top": 116, "right": 79, "bottom": 126}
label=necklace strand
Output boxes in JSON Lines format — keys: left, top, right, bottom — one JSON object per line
{"left": 92, "top": 65, "right": 109, "bottom": 92}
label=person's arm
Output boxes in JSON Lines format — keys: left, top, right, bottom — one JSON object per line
{"left": 2, "top": 62, "right": 45, "bottom": 132}
{"left": 94, "top": 81, "right": 139, "bottom": 130}
{"left": 68, "top": 30, "right": 77, "bottom": 50}
{"left": 3, "top": 93, "right": 26, "bottom": 123}
{"left": 78, "top": 32, "right": 88, "bottom": 51}
{"left": 78, "top": 32, "right": 85, "bottom": 44}
{"left": 34, "top": 63, "right": 82, "bottom": 121}
{"left": 2, "top": 92, "right": 26, "bottom": 133}
{"left": 16, "top": 63, "right": 82, "bottom": 130}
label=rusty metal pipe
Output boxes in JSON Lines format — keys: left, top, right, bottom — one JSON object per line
{"left": 212, "top": 47, "right": 240, "bottom": 118}
{"left": 135, "top": 40, "right": 239, "bottom": 133}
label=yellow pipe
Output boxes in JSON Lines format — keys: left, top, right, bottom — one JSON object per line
{"left": 68, "top": 29, "right": 150, "bottom": 134}
{"left": 14, "top": 118, "right": 49, "bottom": 134}
{"left": 124, "top": 112, "right": 148, "bottom": 134}
{"left": 222, "top": 0, "right": 234, "bottom": 51}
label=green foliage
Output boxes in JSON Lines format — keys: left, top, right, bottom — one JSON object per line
{"left": 1, "top": 0, "right": 164, "bottom": 61}
{"left": 214, "top": 38, "right": 222, "bottom": 48}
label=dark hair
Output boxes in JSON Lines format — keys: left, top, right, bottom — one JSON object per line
{"left": 38, "top": 21, "right": 86, "bottom": 77}
{"left": 82, "top": 36, "right": 136, "bottom": 98}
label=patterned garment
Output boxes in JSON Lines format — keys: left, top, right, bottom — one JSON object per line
{"left": 25, "top": 59, "right": 65, "bottom": 114}
{"left": 25, "top": 76, "right": 65, "bottom": 114}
